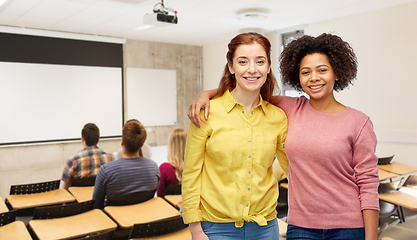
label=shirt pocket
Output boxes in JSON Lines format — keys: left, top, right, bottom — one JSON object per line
{"left": 206, "top": 132, "right": 244, "bottom": 167}
{"left": 255, "top": 134, "right": 277, "bottom": 169}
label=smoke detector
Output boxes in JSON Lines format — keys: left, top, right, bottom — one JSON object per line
{"left": 237, "top": 8, "right": 269, "bottom": 22}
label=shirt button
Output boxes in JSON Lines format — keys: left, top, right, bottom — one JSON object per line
{"left": 248, "top": 139, "right": 251, "bottom": 142}
{"left": 242, "top": 110, "right": 245, "bottom": 113}
{"left": 248, "top": 171, "right": 251, "bottom": 174}
{"left": 247, "top": 125, "right": 250, "bottom": 128}
{"left": 246, "top": 204, "right": 248, "bottom": 207}
{"left": 248, "top": 155, "right": 251, "bottom": 158}
{"left": 247, "top": 188, "right": 250, "bottom": 190}
{"left": 251, "top": 112, "right": 253, "bottom": 114}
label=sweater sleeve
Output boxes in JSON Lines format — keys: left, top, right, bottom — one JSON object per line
{"left": 92, "top": 164, "right": 108, "bottom": 209}
{"left": 157, "top": 164, "right": 168, "bottom": 197}
{"left": 352, "top": 118, "right": 380, "bottom": 211}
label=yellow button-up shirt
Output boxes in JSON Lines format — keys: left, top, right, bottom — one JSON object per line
{"left": 182, "top": 90, "right": 288, "bottom": 227}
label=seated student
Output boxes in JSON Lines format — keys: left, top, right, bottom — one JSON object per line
{"left": 61, "top": 123, "right": 114, "bottom": 190}
{"left": 156, "top": 128, "right": 187, "bottom": 197}
{"left": 92, "top": 119, "right": 160, "bottom": 209}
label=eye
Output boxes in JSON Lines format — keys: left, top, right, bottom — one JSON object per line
{"left": 256, "top": 60, "right": 265, "bottom": 65}
{"left": 300, "top": 70, "right": 310, "bottom": 75}
{"left": 238, "top": 60, "right": 248, "bottom": 65}
{"left": 319, "top": 68, "right": 328, "bottom": 73}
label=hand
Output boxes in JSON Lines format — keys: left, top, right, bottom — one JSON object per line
{"left": 187, "top": 91, "right": 211, "bottom": 128}
{"left": 189, "top": 222, "right": 209, "bottom": 240}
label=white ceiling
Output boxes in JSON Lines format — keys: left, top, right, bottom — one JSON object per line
{"left": 0, "top": 0, "right": 416, "bottom": 46}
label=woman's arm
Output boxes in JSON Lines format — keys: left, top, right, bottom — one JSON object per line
{"left": 362, "top": 209, "right": 379, "bottom": 240}
{"left": 189, "top": 222, "right": 209, "bottom": 240}
{"left": 188, "top": 89, "right": 217, "bottom": 128}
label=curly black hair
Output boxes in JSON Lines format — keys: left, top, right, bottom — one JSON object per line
{"left": 279, "top": 33, "right": 357, "bottom": 92}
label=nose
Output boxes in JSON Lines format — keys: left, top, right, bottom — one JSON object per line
{"left": 247, "top": 62, "right": 257, "bottom": 74}
{"left": 310, "top": 72, "right": 320, "bottom": 81}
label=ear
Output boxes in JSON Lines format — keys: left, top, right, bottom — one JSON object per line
{"left": 81, "top": 136, "right": 85, "bottom": 142}
{"left": 228, "top": 63, "right": 234, "bottom": 75}
{"left": 267, "top": 65, "right": 271, "bottom": 74}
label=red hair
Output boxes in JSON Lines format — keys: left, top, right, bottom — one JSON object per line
{"left": 214, "top": 32, "right": 279, "bottom": 102}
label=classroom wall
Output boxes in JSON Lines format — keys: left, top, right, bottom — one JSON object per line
{"left": 202, "top": 2, "right": 417, "bottom": 167}
{"left": 0, "top": 39, "right": 201, "bottom": 199}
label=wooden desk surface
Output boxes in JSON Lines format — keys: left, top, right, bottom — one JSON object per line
{"left": 130, "top": 227, "right": 191, "bottom": 240}
{"left": 377, "top": 162, "right": 417, "bottom": 175}
{"left": 0, "top": 221, "right": 33, "bottom": 240}
{"left": 280, "top": 183, "right": 288, "bottom": 189}
{"left": 29, "top": 209, "right": 117, "bottom": 240}
{"left": 379, "top": 188, "right": 417, "bottom": 211}
{"left": 6, "top": 189, "right": 75, "bottom": 209}
{"left": 68, "top": 186, "right": 94, "bottom": 202}
{"left": 378, "top": 169, "right": 398, "bottom": 181}
{"left": 164, "top": 195, "right": 181, "bottom": 208}
{"left": 105, "top": 197, "right": 180, "bottom": 229}
{"left": 0, "top": 197, "right": 9, "bottom": 213}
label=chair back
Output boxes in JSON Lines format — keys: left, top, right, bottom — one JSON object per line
{"left": 106, "top": 189, "right": 156, "bottom": 207}
{"left": 72, "top": 176, "right": 97, "bottom": 187}
{"left": 9, "top": 180, "right": 60, "bottom": 195}
{"left": 403, "top": 175, "right": 417, "bottom": 187}
{"left": 33, "top": 200, "right": 95, "bottom": 219}
{"left": 164, "top": 184, "right": 181, "bottom": 196}
{"left": 0, "top": 210, "right": 16, "bottom": 227}
{"left": 129, "top": 215, "right": 188, "bottom": 239}
{"left": 378, "top": 180, "right": 402, "bottom": 194}
{"left": 71, "top": 229, "right": 114, "bottom": 240}
{"left": 377, "top": 155, "right": 395, "bottom": 165}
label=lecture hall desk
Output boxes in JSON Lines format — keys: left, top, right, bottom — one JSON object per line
{"left": 163, "top": 195, "right": 182, "bottom": 209}
{"left": 29, "top": 209, "right": 117, "bottom": 240}
{"left": 68, "top": 186, "right": 94, "bottom": 202}
{"left": 0, "top": 221, "right": 32, "bottom": 240}
{"left": 379, "top": 187, "right": 417, "bottom": 211}
{"left": 377, "top": 162, "right": 417, "bottom": 175}
{"left": 6, "top": 188, "right": 75, "bottom": 210}
{"left": 104, "top": 197, "right": 180, "bottom": 229}
{"left": 0, "top": 197, "right": 9, "bottom": 213}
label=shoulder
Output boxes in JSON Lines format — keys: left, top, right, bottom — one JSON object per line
{"left": 160, "top": 162, "right": 173, "bottom": 169}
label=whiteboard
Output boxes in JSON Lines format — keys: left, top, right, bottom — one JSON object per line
{"left": 0, "top": 62, "right": 123, "bottom": 145}
{"left": 126, "top": 68, "right": 177, "bottom": 126}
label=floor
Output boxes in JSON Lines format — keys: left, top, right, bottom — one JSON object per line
{"left": 276, "top": 204, "right": 417, "bottom": 240}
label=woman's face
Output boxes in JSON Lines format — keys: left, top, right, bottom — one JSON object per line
{"left": 228, "top": 42, "right": 270, "bottom": 94}
{"left": 299, "top": 53, "right": 337, "bottom": 102}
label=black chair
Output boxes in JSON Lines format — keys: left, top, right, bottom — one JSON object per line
{"left": 378, "top": 181, "right": 403, "bottom": 235}
{"left": 33, "top": 200, "right": 95, "bottom": 220}
{"left": 106, "top": 189, "right": 156, "bottom": 207}
{"left": 72, "top": 176, "right": 97, "bottom": 187}
{"left": 0, "top": 210, "right": 17, "bottom": 227}
{"left": 377, "top": 155, "right": 395, "bottom": 165}
{"left": 403, "top": 175, "right": 417, "bottom": 187}
{"left": 164, "top": 184, "right": 181, "bottom": 196}
{"left": 71, "top": 229, "right": 114, "bottom": 240}
{"left": 128, "top": 215, "right": 188, "bottom": 239}
{"left": 6, "top": 179, "right": 61, "bottom": 216}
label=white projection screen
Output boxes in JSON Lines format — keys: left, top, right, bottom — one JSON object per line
{"left": 0, "top": 62, "right": 123, "bottom": 144}
{"left": 0, "top": 32, "right": 124, "bottom": 145}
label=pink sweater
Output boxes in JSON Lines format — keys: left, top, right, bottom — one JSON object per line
{"left": 278, "top": 96, "right": 379, "bottom": 229}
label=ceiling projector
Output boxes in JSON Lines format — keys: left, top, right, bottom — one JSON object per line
{"left": 143, "top": 12, "right": 178, "bottom": 26}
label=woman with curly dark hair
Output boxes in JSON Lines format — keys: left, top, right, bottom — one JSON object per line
{"left": 187, "top": 33, "right": 379, "bottom": 240}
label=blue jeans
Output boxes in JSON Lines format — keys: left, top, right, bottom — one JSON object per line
{"left": 201, "top": 219, "right": 279, "bottom": 240}
{"left": 286, "top": 224, "right": 365, "bottom": 240}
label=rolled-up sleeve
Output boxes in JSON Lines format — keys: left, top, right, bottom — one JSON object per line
{"left": 181, "top": 113, "right": 210, "bottom": 224}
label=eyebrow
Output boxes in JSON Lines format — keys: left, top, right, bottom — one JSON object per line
{"left": 300, "top": 64, "right": 329, "bottom": 70}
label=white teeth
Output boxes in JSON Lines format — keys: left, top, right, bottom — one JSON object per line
{"left": 246, "top": 77, "right": 258, "bottom": 81}
{"left": 310, "top": 85, "right": 323, "bottom": 89}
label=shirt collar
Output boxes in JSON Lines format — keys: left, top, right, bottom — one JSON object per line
{"left": 221, "top": 89, "right": 268, "bottom": 114}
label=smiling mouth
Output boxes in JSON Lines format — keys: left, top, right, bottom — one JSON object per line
{"left": 309, "top": 84, "right": 324, "bottom": 89}
{"left": 244, "top": 77, "right": 260, "bottom": 81}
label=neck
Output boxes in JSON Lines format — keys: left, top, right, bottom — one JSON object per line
{"left": 122, "top": 149, "right": 140, "bottom": 158}
{"left": 309, "top": 96, "right": 345, "bottom": 113}
{"left": 230, "top": 89, "right": 260, "bottom": 115}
